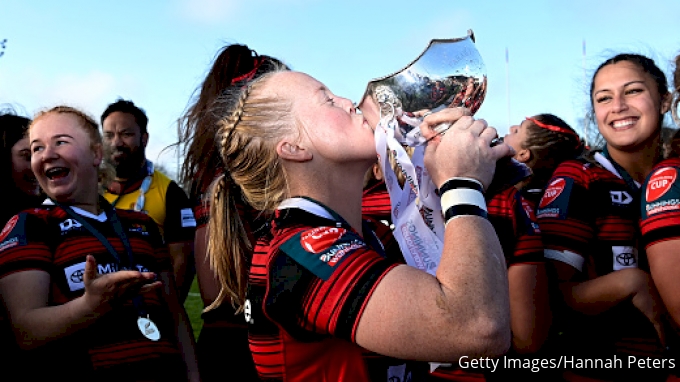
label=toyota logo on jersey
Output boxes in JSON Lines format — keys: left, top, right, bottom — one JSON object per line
{"left": 300, "top": 227, "right": 347, "bottom": 253}
{"left": 646, "top": 167, "right": 676, "bottom": 202}
{"left": 539, "top": 178, "right": 566, "bottom": 208}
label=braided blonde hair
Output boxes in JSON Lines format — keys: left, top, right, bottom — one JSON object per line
{"left": 206, "top": 68, "right": 296, "bottom": 312}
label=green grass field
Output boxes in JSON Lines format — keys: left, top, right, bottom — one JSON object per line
{"left": 183, "top": 278, "right": 204, "bottom": 339}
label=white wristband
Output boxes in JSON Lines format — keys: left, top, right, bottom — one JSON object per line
{"left": 440, "top": 188, "right": 487, "bottom": 213}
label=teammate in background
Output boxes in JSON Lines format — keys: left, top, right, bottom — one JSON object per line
{"left": 208, "top": 68, "right": 512, "bottom": 381}
{"left": 101, "top": 99, "right": 196, "bottom": 302}
{"left": 536, "top": 53, "right": 671, "bottom": 381}
{"left": 0, "top": 107, "right": 44, "bottom": 376}
{"left": 503, "top": 114, "right": 585, "bottom": 208}
{"left": 0, "top": 106, "right": 198, "bottom": 381}
{"left": 0, "top": 108, "right": 43, "bottom": 225}
{"left": 640, "top": 53, "right": 680, "bottom": 366}
{"left": 178, "top": 44, "right": 285, "bottom": 381}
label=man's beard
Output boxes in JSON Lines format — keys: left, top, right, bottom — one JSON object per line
{"left": 107, "top": 146, "right": 146, "bottom": 180}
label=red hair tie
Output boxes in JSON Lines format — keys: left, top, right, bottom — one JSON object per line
{"left": 230, "top": 56, "right": 263, "bottom": 85}
{"left": 525, "top": 117, "right": 583, "bottom": 150}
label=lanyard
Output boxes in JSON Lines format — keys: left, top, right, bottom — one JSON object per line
{"left": 111, "top": 160, "right": 154, "bottom": 211}
{"left": 601, "top": 147, "right": 641, "bottom": 197}
{"left": 55, "top": 198, "right": 148, "bottom": 316}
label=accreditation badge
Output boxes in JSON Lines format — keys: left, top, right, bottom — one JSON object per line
{"left": 137, "top": 315, "right": 161, "bottom": 341}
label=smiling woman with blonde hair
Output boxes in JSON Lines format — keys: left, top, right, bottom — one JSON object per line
{"left": 0, "top": 106, "right": 198, "bottom": 382}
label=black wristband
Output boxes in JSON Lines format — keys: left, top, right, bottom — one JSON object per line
{"left": 444, "top": 204, "right": 488, "bottom": 224}
{"left": 436, "top": 178, "right": 484, "bottom": 197}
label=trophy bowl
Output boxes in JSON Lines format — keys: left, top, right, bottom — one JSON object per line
{"left": 362, "top": 30, "right": 487, "bottom": 144}
{"left": 364, "top": 29, "right": 532, "bottom": 192}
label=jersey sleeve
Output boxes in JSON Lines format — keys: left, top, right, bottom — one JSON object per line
{"left": 536, "top": 161, "right": 596, "bottom": 271}
{"left": 640, "top": 159, "right": 680, "bottom": 249}
{"left": 511, "top": 191, "right": 545, "bottom": 265}
{"left": 264, "top": 226, "right": 399, "bottom": 343}
{"left": 487, "top": 187, "right": 544, "bottom": 266}
{"left": 163, "top": 181, "right": 196, "bottom": 243}
{"left": 192, "top": 192, "right": 210, "bottom": 229}
{"left": 0, "top": 212, "right": 52, "bottom": 278}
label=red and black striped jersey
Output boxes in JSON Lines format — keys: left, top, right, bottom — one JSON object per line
{"left": 0, "top": 205, "right": 182, "bottom": 379}
{"left": 246, "top": 201, "right": 400, "bottom": 381}
{"left": 487, "top": 185, "right": 543, "bottom": 266}
{"left": 362, "top": 179, "right": 392, "bottom": 226}
{"left": 640, "top": 157, "right": 680, "bottom": 249}
{"left": 536, "top": 158, "right": 644, "bottom": 276}
{"left": 535, "top": 157, "right": 663, "bottom": 363}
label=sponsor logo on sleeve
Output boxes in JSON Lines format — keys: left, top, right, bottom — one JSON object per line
{"left": 318, "top": 239, "right": 364, "bottom": 266}
{"left": 300, "top": 227, "right": 347, "bottom": 253}
{"left": 644, "top": 167, "right": 680, "bottom": 216}
{"left": 281, "top": 227, "right": 366, "bottom": 280}
{"left": 180, "top": 208, "right": 197, "bottom": 228}
{"left": 521, "top": 199, "right": 535, "bottom": 219}
{"left": 521, "top": 199, "right": 541, "bottom": 234}
{"left": 646, "top": 167, "right": 676, "bottom": 202}
{"left": 0, "top": 237, "right": 19, "bottom": 251}
{"left": 0, "top": 215, "right": 19, "bottom": 242}
{"left": 539, "top": 178, "right": 566, "bottom": 208}
{"left": 536, "top": 178, "right": 572, "bottom": 219}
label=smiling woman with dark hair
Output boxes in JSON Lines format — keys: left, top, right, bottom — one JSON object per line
{"left": 536, "top": 53, "right": 672, "bottom": 381}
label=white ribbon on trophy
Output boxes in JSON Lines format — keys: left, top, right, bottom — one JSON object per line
{"left": 374, "top": 113, "right": 445, "bottom": 275}
{"left": 366, "top": 30, "right": 487, "bottom": 372}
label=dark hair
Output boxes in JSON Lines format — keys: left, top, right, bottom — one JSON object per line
{"left": 178, "top": 44, "right": 287, "bottom": 198}
{"left": 671, "top": 54, "right": 680, "bottom": 127}
{"left": 523, "top": 114, "right": 584, "bottom": 190}
{"left": 0, "top": 107, "right": 41, "bottom": 224}
{"left": 0, "top": 107, "right": 31, "bottom": 182}
{"left": 589, "top": 53, "right": 669, "bottom": 109}
{"left": 101, "top": 99, "right": 149, "bottom": 134}
{"left": 585, "top": 53, "right": 670, "bottom": 152}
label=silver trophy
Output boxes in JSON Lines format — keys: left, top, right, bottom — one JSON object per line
{"left": 363, "top": 29, "right": 487, "bottom": 146}
{"left": 364, "top": 29, "right": 531, "bottom": 191}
